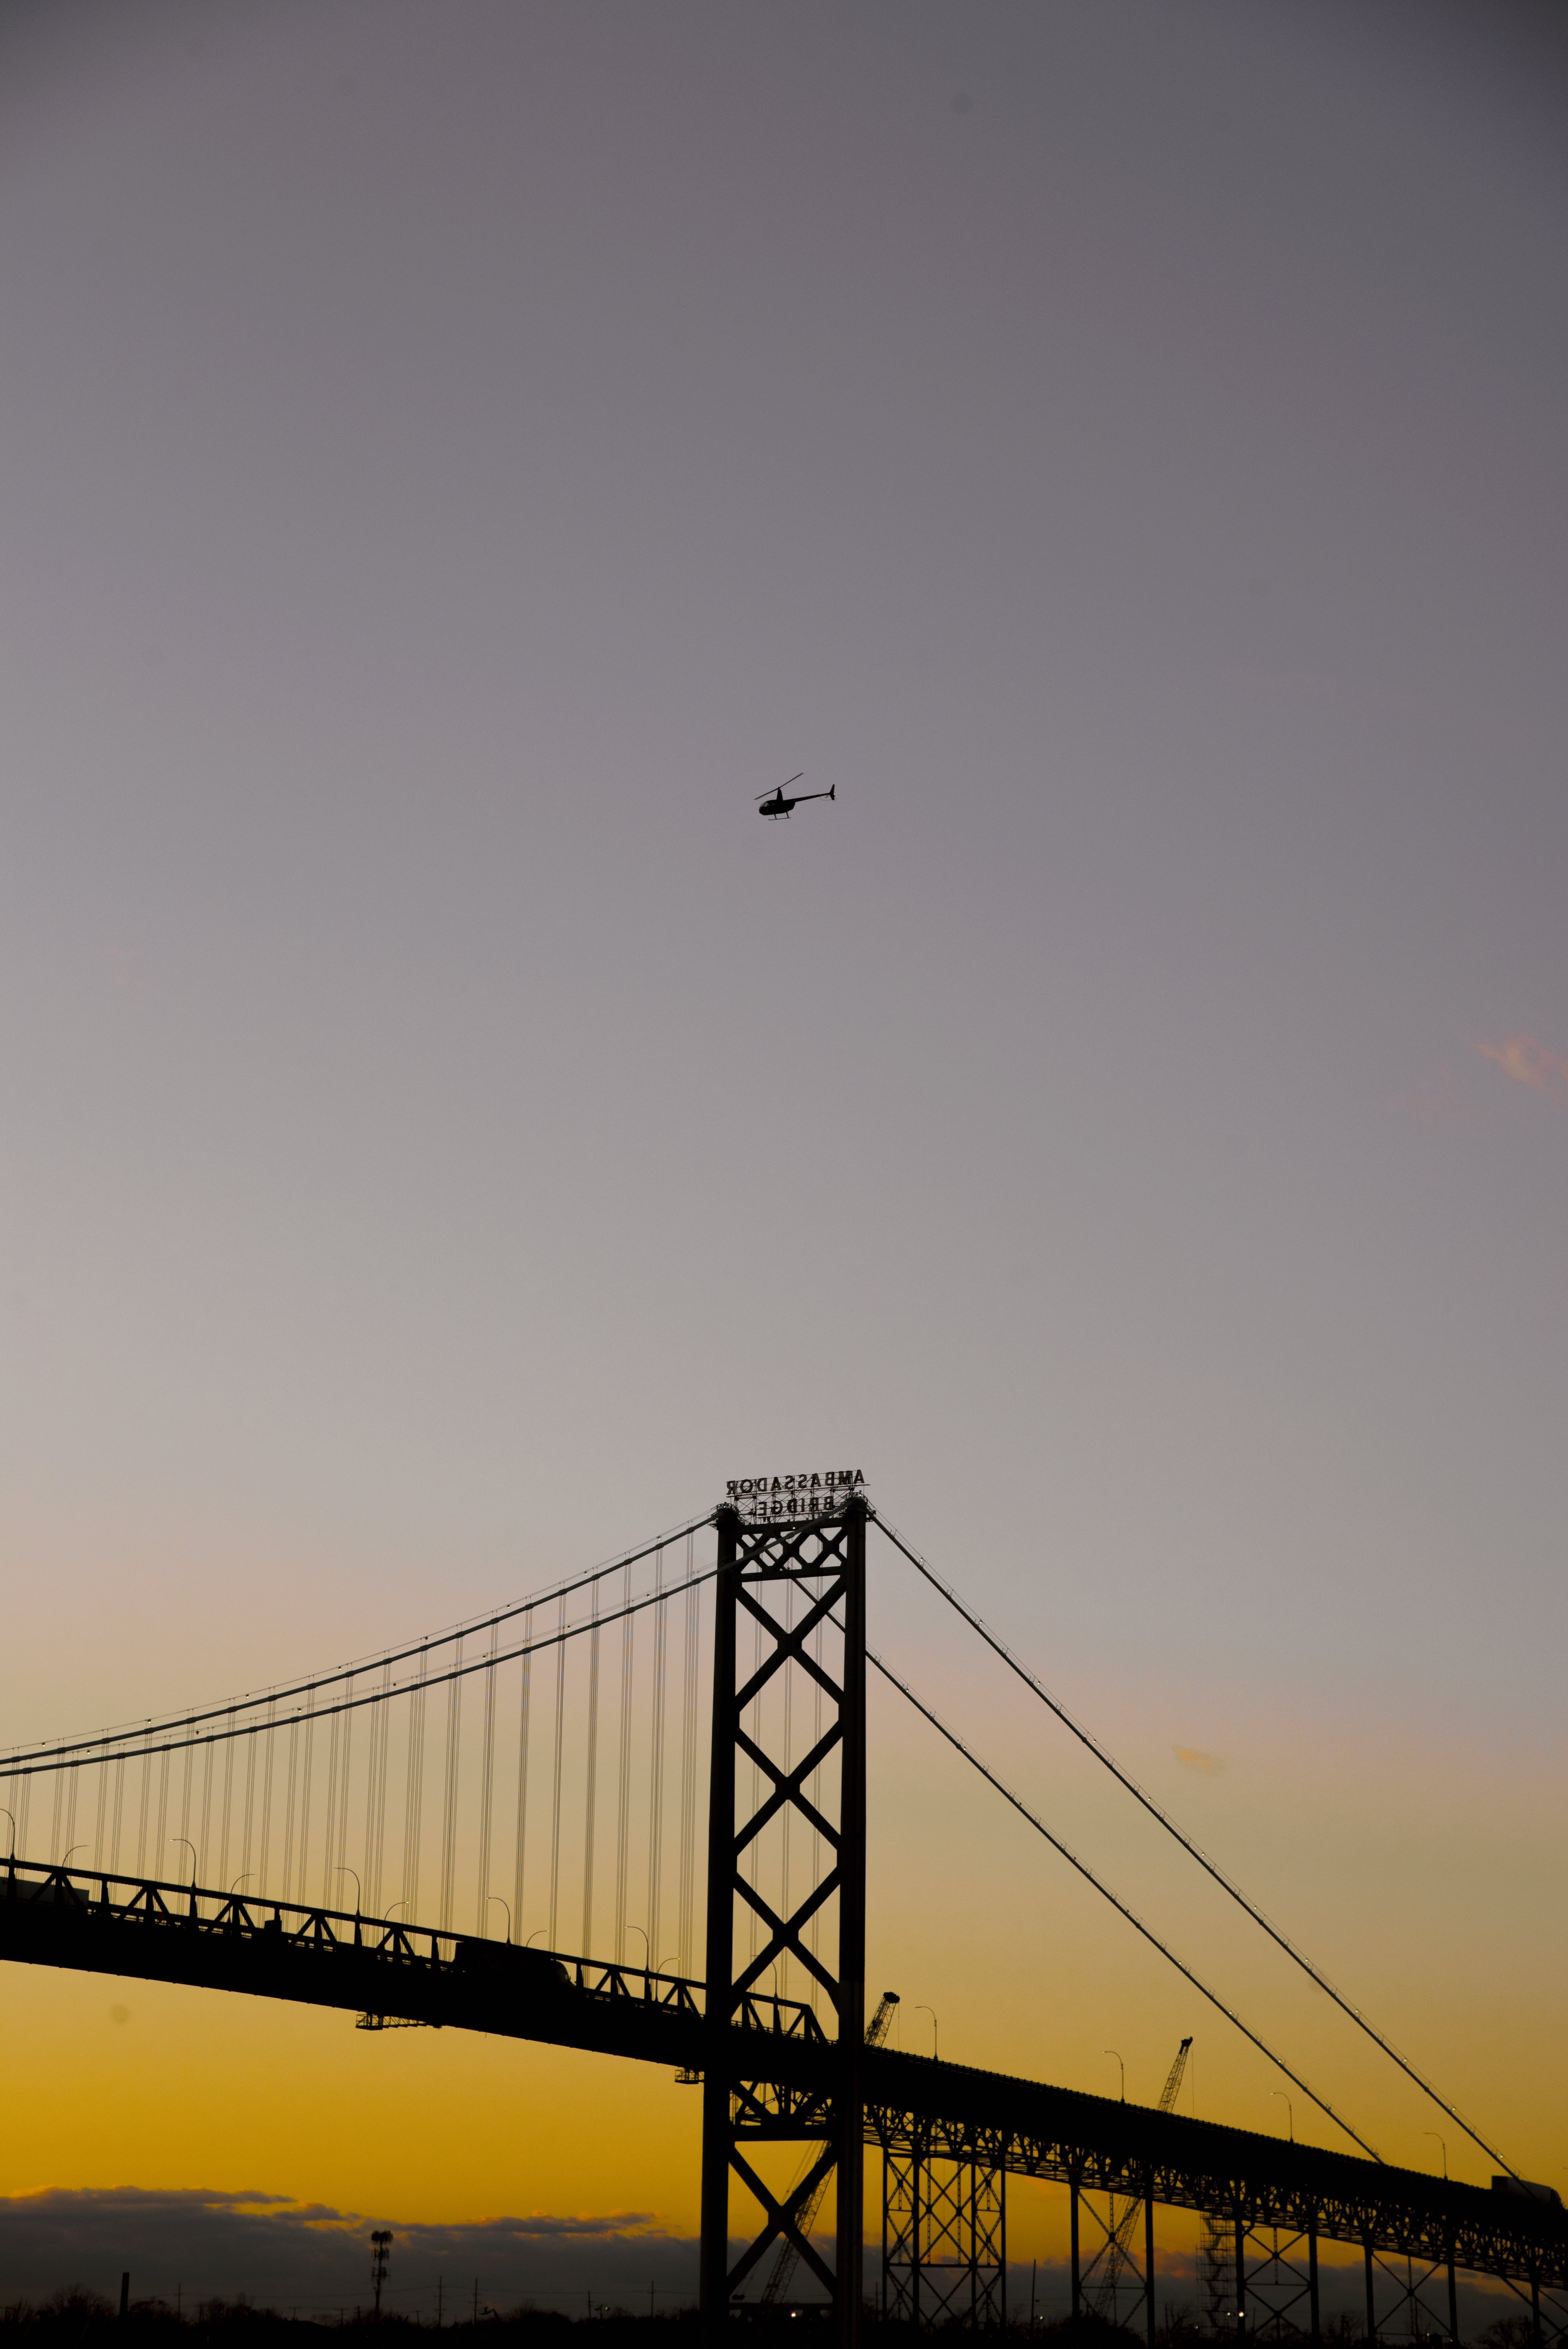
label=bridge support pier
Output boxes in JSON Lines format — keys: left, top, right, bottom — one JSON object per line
{"left": 880, "top": 2124, "right": 1006, "bottom": 2329}
{"left": 1069, "top": 2174, "right": 1081, "bottom": 2319}
{"left": 1144, "top": 2181, "right": 1155, "bottom": 2348}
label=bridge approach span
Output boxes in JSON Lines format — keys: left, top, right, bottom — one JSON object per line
{"left": 3, "top": 1857, "right": 1563, "bottom": 2296}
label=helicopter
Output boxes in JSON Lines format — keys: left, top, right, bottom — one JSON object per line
{"left": 755, "top": 773, "right": 836, "bottom": 820}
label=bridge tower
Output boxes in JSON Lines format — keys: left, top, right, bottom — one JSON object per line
{"left": 700, "top": 1492, "right": 868, "bottom": 2348}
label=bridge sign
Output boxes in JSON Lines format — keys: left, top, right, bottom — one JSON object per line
{"left": 724, "top": 1470, "right": 866, "bottom": 1525}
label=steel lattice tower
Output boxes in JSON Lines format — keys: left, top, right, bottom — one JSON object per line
{"left": 700, "top": 1495, "right": 868, "bottom": 2347}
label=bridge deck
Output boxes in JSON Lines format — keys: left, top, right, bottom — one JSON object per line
{"left": 3, "top": 1861, "right": 1562, "bottom": 2293}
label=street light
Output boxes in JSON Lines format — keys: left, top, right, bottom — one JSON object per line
{"left": 1271, "top": 2092, "right": 1294, "bottom": 2143}
{"left": 0, "top": 1809, "right": 16, "bottom": 1861}
{"left": 917, "top": 2005, "right": 939, "bottom": 2061}
{"left": 487, "top": 1895, "right": 512, "bottom": 1943}
{"left": 335, "top": 1865, "right": 362, "bottom": 1914}
{"left": 172, "top": 1837, "right": 198, "bottom": 1912}
{"left": 229, "top": 1874, "right": 254, "bottom": 1898}
{"left": 1423, "top": 2132, "right": 1448, "bottom": 2180}
{"left": 1105, "top": 2050, "right": 1126, "bottom": 2103}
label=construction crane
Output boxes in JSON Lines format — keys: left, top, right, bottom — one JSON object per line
{"left": 762, "top": 1993, "right": 900, "bottom": 2306}
{"left": 1159, "top": 2036, "right": 1193, "bottom": 2113}
{"left": 1087, "top": 2041, "right": 1193, "bottom": 2322}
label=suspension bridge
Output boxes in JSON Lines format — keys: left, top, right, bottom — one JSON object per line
{"left": 2, "top": 1488, "right": 1563, "bottom": 2345}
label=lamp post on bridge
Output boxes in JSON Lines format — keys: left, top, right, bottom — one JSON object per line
{"left": 172, "top": 1838, "right": 198, "bottom": 1914}
{"left": 335, "top": 1866, "right": 363, "bottom": 1943}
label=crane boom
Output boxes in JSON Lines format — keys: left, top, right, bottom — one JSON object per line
{"left": 1159, "top": 2036, "right": 1194, "bottom": 2114}
{"left": 865, "top": 1990, "right": 900, "bottom": 2049}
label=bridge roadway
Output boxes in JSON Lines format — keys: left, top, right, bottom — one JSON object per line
{"left": 4, "top": 1859, "right": 1563, "bottom": 2296}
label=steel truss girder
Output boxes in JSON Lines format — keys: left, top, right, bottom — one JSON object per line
{"left": 862, "top": 2097, "right": 1568, "bottom": 2297}
{"left": 701, "top": 1503, "right": 868, "bottom": 2349}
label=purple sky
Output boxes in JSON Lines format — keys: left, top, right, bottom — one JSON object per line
{"left": 1, "top": 0, "right": 1566, "bottom": 2267}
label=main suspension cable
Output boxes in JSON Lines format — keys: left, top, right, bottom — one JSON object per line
{"left": 874, "top": 1511, "right": 1515, "bottom": 2180}
{"left": 5, "top": 1512, "right": 718, "bottom": 1771}
{"left": 0, "top": 1570, "right": 720, "bottom": 1779}
{"left": 868, "top": 1644, "right": 1382, "bottom": 2163}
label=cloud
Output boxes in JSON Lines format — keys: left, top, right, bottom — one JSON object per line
{"left": 1476, "top": 1035, "right": 1568, "bottom": 1106}
{"left": 1172, "top": 1746, "right": 1224, "bottom": 1775}
{"left": 0, "top": 2189, "right": 696, "bottom": 2317}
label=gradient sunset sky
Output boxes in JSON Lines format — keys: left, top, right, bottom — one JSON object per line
{"left": 2, "top": 0, "right": 1567, "bottom": 2311}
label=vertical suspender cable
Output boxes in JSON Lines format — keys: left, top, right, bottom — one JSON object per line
{"left": 64, "top": 1761, "right": 81, "bottom": 1864}
{"left": 51, "top": 1766, "right": 66, "bottom": 1864}
{"left": 155, "top": 1748, "right": 171, "bottom": 1878}
{"left": 361, "top": 1686, "right": 380, "bottom": 1912}
{"left": 135, "top": 1739, "right": 151, "bottom": 1875}
{"left": 647, "top": 1546, "right": 668, "bottom": 1969}
{"left": 298, "top": 1706, "right": 317, "bottom": 1904}
{"left": 323, "top": 1703, "right": 342, "bottom": 1905}
{"left": 199, "top": 1735, "right": 216, "bottom": 1883}
{"left": 513, "top": 1609, "right": 532, "bottom": 1943}
{"left": 94, "top": 1757, "right": 110, "bottom": 1870}
{"left": 369, "top": 1659, "right": 392, "bottom": 1918}
{"left": 242, "top": 1722, "right": 259, "bottom": 1886}
{"left": 439, "top": 1638, "right": 464, "bottom": 1933}
{"left": 677, "top": 1535, "right": 700, "bottom": 1976}
{"left": 12, "top": 1773, "right": 30, "bottom": 1866}
{"left": 334, "top": 1674, "right": 355, "bottom": 1907}
{"left": 582, "top": 1585, "right": 601, "bottom": 1956}
{"left": 614, "top": 1563, "right": 634, "bottom": 1962}
{"left": 404, "top": 1648, "right": 428, "bottom": 1923}
{"left": 549, "top": 1596, "right": 566, "bottom": 1951}
{"left": 178, "top": 1722, "right": 194, "bottom": 1858}
{"left": 477, "top": 1623, "right": 498, "bottom": 1936}
{"left": 283, "top": 1714, "right": 300, "bottom": 1902}
{"left": 110, "top": 1754, "right": 126, "bottom": 1875}
{"left": 746, "top": 1609, "right": 763, "bottom": 1968}
{"left": 219, "top": 1725, "right": 235, "bottom": 1892}
{"left": 259, "top": 1699, "right": 277, "bottom": 1896}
